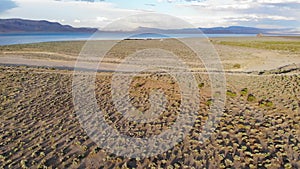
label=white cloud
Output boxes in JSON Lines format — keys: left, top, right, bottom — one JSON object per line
{"left": 74, "top": 19, "right": 81, "bottom": 23}
{"left": 96, "top": 16, "right": 108, "bottom": 22}
{"left": 0, "top": 0, "right": 299, "bottom": 29}
{"left": 0, "top": 0, "right": 142, "bottom": 28}
{"left": 102, "top": 13, "right": 195, "bottom": 31}
{"left": 225, "top": 14, "right": 295, "bottom": 22}
{"left": 264, "top": 15, "right": 295, "bottom": 21}
{"left": 256, "top": 0, "right": 299, "bottom": 3}
{"left": 173, "top": 0, "right": 300, "bottom": 28}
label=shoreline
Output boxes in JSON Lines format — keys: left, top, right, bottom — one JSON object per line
{"left": 0, "top": 33, "right": 299, "bottom": 46}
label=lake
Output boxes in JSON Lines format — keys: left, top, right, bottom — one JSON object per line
{"left": 0, "top": 32, "right": 257, "bottom": 46}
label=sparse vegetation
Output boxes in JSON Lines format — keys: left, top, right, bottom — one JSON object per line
{"left": 241, "top": 88, "right": 248, "bottom": 96}
{"left": 259, "top": 99, "right": 274, "bottom": 107}
{"left": 198, "top": 83, "right": 205, "bottom": 88}
{"left": 226, "top": 90, "right": 237, "bottom": 97}
{"left": 247, "top": 94, "right": 256, "bottom": 102}
{"left": 206, "top": 98, "right": 213, "bottom": 106}
{"left": 0, "top": 38, "right": 299, "bottom": 168}
{"left": 216, "top": 39, "right": 300, "bottom": 54}
{"left": 233, "top": 63, "right": 241, "bottom": 69}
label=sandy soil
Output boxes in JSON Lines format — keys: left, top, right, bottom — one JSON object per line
{"left": 0, "top": 65, "right": 299, "bottom": 168}
{"left": 0, "top": 37, "right": 299, "bottom": 168}
{"left": 0, "top": 37, "right": 299, "bottom": 73}
{"left": 215, "top": 44, "right": 300, "bottom": 72}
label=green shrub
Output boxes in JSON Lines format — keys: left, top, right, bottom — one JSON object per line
{"left": 247, "top": 94, "right": 256, "bottom": 102}
{"left": 72, "top": 158, "right": 80, "bottom": 165}
{"left": 39, "top": 152, "right": 45, "bottom": 157}
{"left": 266, "top": 101, "right": 274, "bottom": 107}
{"left": 0, "top": 154, "right": 5, "bottom": 160}
{"left": 259, "top": 100, "right": 273, "bottom": 107}
{"left": 233, "top": 64, "right": 241, "bottom": 69}
{"left": 226, "top": 90, "right": 237, "bottom": 97}
{"left": 134, "top": 82, "right": 144, "bottom": 88}
{"left": 206, "top": 99, "right": 213, "bottom": 106}
{"left": 198, "top": 83, "right": 205, "bottom": 88}
{"left": 20, "top": 160, "right": 28, "bottom": 169}
{"left": 78, "top": 154, "right": 85, "bottom": 159}
{"left": 241, "top": 88, "right": 248, "bottom": 96}
{"left": 93, "top": 147, "right": 101, "bottom": 154}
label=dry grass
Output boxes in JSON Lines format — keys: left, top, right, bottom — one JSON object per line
{"left": 213, "top": 37, "right": 300, "bottom": 54}
{"left": 0, "top": 41, "right": 85, "bottom": 56}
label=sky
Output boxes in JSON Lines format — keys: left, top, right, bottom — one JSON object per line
{"left": 0, "top": 0, "right": 299, "bottom": 30}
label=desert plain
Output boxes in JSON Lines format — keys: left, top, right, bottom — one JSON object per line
{"left": 0, "top": 36, "right": 299, "bottom": 168}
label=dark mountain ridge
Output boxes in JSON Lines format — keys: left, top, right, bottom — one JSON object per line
{"left": 0, "top": 18, "right": 97, "bottom": 33}
{"left": 0, "top": 18, "right": 296, "bottom": 35}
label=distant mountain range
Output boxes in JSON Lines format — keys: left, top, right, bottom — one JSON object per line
{"left": 128, "top": 26, "right": 294, "bottom": 35}
{"left": 0, "top": 19, "right": 97, "bottom": 33}
{"left": 0, "top": 18, "right": 297, "bottom": 35}
{"left": 200, "top": 26, "right": 287, "bottom": 34}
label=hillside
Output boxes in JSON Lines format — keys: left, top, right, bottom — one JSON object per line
{"left": 0, "top": 18, "right": 296, "bottom": 35}
{"left": 0, "top": 18, "right": 97, "bottom": 33}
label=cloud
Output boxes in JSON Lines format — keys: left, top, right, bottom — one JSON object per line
{"left": 174, "top": 0, "right": 300, "bottom": 28}
{"left": 0, "top": 0, "right": 17, "bottom": 13}
{"left": 96, "top": 16, "right": 108, "bottom": 22}
{"left": 0, "top": 0, "right": 298, "bottom": 29}
{"left": 64, "top": 0, "right": 105, "bottom": 2}
{"left": 145, "top": 3, "right": 156, "bottom": 7}
{"left": 0, "top": 0, "right": 142, "bottom": 28}
{"left": 225, "top": 14, "right": 295, "bottom": 22}
{"left": 102, "top": 13, "right": 195, "bottom": 31}
{"left": 74, "top": 19, "right": 81, "bottom": 23}
{"left": 157, "top": 0, "right": 208, "bottom": 2}
{"left": 256, "top": 0, "right": 299, "bottom": 3}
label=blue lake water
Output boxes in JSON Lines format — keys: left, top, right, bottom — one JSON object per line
{"left": 0, "top": 32, "right": 257, "bottom": 46}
